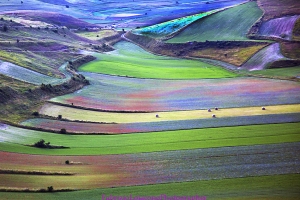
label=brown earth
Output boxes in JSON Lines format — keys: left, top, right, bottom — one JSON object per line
{"left": 257, "top": 0, "right": 300, "bottom": 21}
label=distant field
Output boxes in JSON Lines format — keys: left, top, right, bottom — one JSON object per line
{"left": 1, "top": 123, "right": 300, "bottom": 155}
{"left": 49, "top": 73, "right": 300, "bottom": 112}
{"left": 79, "top": 41, "right": 237, "bottom": 79}
{"left": 258, "top": 15, "right": 299, "bottom": 40}
{"left": 167, "top": 2, "right": 263, "bottom": 43}
{"left": 76, "top": 30, "right": 120, "bottom": 40}
{"left": 257, "top": 0, "right": 300, "bottom": 21}
{"left": 132, "top": 8, "right": 222, "bottom": 38}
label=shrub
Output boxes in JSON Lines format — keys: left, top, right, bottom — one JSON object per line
{"left": 58, "top": 115, "right": 62, "bottom": 119}
{"left": 65, "top": 160, "right": 70, "bottom": 165}
{"left": 32, "top": 111, "right": 39, "bottom": 116}
{"left": 60, "top": 128, "right": 67, "bottom": 134}
{"left": 34, "top": 139, "right": 46, "bottom": 148}
{"left": 47, "top": 186, "right": 54, "bottom": 192}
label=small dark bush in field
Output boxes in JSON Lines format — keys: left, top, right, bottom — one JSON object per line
{"left": 21, "top": 1, "right": 23, "bottom": 3}
{"left": 66, "top": 5, "right": 69, "bottom": 8}
{"left": 207, "top": 109, "right": 211, "bottom": 112}
{"left": 262, "top": 107, "right": 266, "bottom": 110}
{"left": 47, "top": 186, "right": 54, "bottom": 192}
{"left": 215, "top": 107, "right": 218, "bottom": 110}
{"left": 16, "top": 39, "right": 20, "bottom": 43}
{"left": 65, "top": 160, "right": 70, "bottom": 164}
{"left": 0, "top": 18, "right": 3, "bottom": 21}
{"left": 97, "top": 35, "right": 99, "bottom": 37}
{"left": 68, "top": 61, "right": 73, "bottom": 65}
{"left": 156, "top": 114, "right": 159, "bottom": 118}
{"left": 34, "top": 139, "right": 46, "bottom": 148}
{"left": 60, "top": 128, "right": 67, "bottom": 134}
{"left": 58, "top": 115, "right": 62, "bottom": 119}
{"left": 53, "top": 29, "right": 58, "bottom": 33}
{"left": 212, "top": 114, "right": 216, "bottom": 118}
{"left": 2, "top": 24, "right": 8, "bottom": 32}
{"left": 37, "top": 27, "right": 40, "bottom": 30}
{"left": 32, "top": 111, "right": 39, "bottom": 116}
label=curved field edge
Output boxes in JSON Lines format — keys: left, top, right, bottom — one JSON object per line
{"left": 0, "top": 122, "right": 299, "bottom": 155}
{"left": 0, "top": 60, "right": 72, "bottom": 85}
{"left": 0, "top": 174, "right": 299, "bottom": 199}
{"left": 20, "top": 113, "right": 300, "bottom": 134}
{"left": 132, "top": 8, "right": 224, "bottom": 38}
{"left": 36, "top": 103, "right": 300, "bottom": 124}
{"left": 78, "top": 41, "right": 237, "bottom": 79}
{"left": 167, "top": 2, "right": 263, "bottom": 43}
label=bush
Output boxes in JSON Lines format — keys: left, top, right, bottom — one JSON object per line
{"left": 60, "top": 128, "right": 67, "bottom": 134}
{"left": 34, "top": 139, "right": 46, "bottom": 148}
{"left": 65, "top": 160, "right": 70, "bottom": 165}
{"left": 32, "top": 111, "right": 39, "bottom": 116}
{"left": 47, "top": 186, "right": 54, "bottom": 192}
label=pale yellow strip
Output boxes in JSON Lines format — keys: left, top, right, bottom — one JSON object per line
{"left": 40, "top": 103, "right": 300, "bottom": 124}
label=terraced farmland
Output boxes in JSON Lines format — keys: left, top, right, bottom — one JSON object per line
{"left": 167, "top": 2, "right": 263, "bottom": 43}
{"left": 79, "top": 41, "right": 236, "bottom": 79}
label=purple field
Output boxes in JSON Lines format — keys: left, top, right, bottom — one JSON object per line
{"left": 258, "top": 15, "right": 300, "bottom": 40}
{"left": 22, "top": 113, "right": 300, "bottom": 134}
{"left": 50, "top": 73, "right": 300, "bottom": 112}
{"left": 239, "top": 43, "right": 286, "bottom": 71}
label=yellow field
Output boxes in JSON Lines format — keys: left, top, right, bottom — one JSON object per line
{"left": 39, "top": 103, "right": 300, "bottom": 123}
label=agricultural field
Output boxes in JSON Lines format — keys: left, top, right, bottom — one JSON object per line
{"left": 50, "top": 73, "right": 300, "bottom": 112}
{"left": 167, "top": 2, "right": 263, "bottom": 43}
{"left": 79, "top": 41, "right": 237, "bottom": 79}
{"left": 1, "top": 0, "right": 300, "bottom": 199}
{"left": 132, "top": 8, "right": 222, "bottom": 38}
{"left": 239, "top": 43, "right": 286, "bottom": 70}
{"left": 258, "top": 15, "right": 300, "bottom": 40}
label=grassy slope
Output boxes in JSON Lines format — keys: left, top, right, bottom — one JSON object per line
{"left": 167, "top": 2, "right": 263, "bottom": 43}
{"left": 1, "top": 174, "right": 299, "bottom": 200}
{"left": 132, "top": 9, "right": 221, "bottom": 38}
{"left": 0, "top": 123, "right": 299, "bottom": 155}
{"left": 249, "top": 66, "right": 300, "bottom": 78}
{"left": 79, "top": 41, "right": 237, "bottom": 79}
{"left": 39, "top": 103, "right": 300, "bottom": 123}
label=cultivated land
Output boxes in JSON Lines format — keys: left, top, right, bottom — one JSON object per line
{"left": 167, "top": 2, "right": 263, "bottom": 43}
{"left": 79, "top": 41, "right": 237, "bottom": 79}
{"left": 0, "top": 0, "right": 300, "bottom": 199}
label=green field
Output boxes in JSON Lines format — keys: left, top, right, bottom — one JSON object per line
{"left": 249, "top": 66, "right": 300, "bottom": 78}
{"left": 167, "top": 2, "right": 263, "bottom": 43}
{"left": 1, "top": 174, "right": 299, "bottom": 200}
{"left": 1, "top": 123, "right": 299, "bottom": 155}
{"left": 79, "top": 41, "right": 237, "bottom": 79}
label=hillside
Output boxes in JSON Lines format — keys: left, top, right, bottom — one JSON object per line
{"left": 167, "top": 2, "right": 263, "bottom": 43}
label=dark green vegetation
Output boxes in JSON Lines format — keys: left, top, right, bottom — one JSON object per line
{"left": 167, "top": 2, "right": 263, "bottom": 43}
